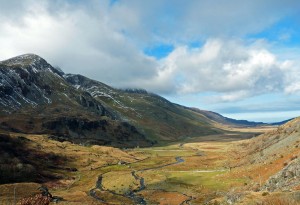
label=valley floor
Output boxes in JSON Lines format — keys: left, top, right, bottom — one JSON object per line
{"left": 1, "top": 127, "right": 300, "bottom": 205}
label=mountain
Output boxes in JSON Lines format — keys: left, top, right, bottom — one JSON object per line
{"left": 0, "top": 54, "right": 221, "bottom": 147}
{"left": 0, "top": 54, "right": 151, "bottom": 147}
{"left": 0, "top": 54, "right": 286, "bottom": 148}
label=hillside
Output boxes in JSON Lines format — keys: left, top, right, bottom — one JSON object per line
{"left": 236, "top": 117, "right": 300, "bottom": 168}
{"left": 210, "top": 117, "right": 300, "bottom": 204}
{"left": 65, "top": 74, "right": 221, "bottom": 143}
{"left": 248, "top": 117, "right": 300, "bottom": 192}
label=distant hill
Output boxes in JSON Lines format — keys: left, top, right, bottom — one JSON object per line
{"left": 183, "top": 107, "right": 292, "bottom": 127}
{"left": 269, "top": 118, "right": 294, "bottom": 126}
{"left": 185, "top": 108, "right": 265, "bottom": 127}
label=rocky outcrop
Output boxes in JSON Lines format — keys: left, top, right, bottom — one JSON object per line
{"left": 43, "top": 117, "right": 150, "bottom": 147}
{"left": 263, "top": 157, "right": 300, "bottom": 191}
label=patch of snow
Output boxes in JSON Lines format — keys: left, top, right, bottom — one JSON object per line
{"left": 43, "top": 95, "right": 52, "bottom": 104}
{"left": 74, "top": 85, "right": 81, "bottom": 89}
{"left": 47, "top": 67, "right": 54, "bottom": 73}
{"left": 32, "top": 67, "right": 38, "bottom": 73}
{"left": 62, "top": 93, "right": 71, "bottom": 100}
{"left": 0, "top": 100, "right": 8, "bottom": 106}
{"left": 8, "top": 95, "right": 21, "bottom": 106}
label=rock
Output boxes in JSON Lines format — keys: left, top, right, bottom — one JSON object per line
{"left": 263, "top": 158, "right": 300, "bottom": 191}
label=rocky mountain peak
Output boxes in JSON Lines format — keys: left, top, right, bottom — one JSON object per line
{"left": 0, "top": 54, "right": 66, "bottom": 111}
{"left": 0, "top": 53, "right": 64, "bottom": 76}
{"left": 1, "top": 53, "right": 45, "bottom": 66}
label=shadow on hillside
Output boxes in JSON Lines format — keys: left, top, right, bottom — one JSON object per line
{"left": 0, "top": 133, "right": 68, "bottom": 184}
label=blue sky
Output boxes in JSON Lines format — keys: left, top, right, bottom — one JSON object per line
{"left": 0, "top": 0, "right": 300, "bottom": 122}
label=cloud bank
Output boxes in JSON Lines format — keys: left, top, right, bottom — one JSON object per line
{"left": 0, "top": 0, "right": 300, "bottom": 104}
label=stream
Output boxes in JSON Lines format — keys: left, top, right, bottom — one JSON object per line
{"left": 90, "top": 156, "right": 189, "bottom": 204}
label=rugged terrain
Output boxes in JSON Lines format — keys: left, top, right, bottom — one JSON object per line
{"left": 210, "top": 117, "right": 300, "bottom": 204}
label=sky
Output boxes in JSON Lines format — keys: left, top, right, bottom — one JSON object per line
{"left": 0, "top": 0, "right": 300, "bottom": 122}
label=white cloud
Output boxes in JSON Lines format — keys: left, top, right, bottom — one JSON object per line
{"left": 0, "top": 0, "right": 158, "bottom": 88}
{"left": 0, "top": 0, "right": 300, "bottom": 104}
{"left": 146, "top": 39, "right": 298, "bottom": 101}
{"left": 285, "top": 83, "right": 300, "bottom": 94}
{"left": 108, "top": 0, "right": 300, "bottom": 44}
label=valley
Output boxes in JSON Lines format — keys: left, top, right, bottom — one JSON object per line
{"left": 1, "top": 54, "right": 300, "bottom": 204}
{"left": 1, "top": 0, "right": 300, "bottom": 204}
{"left": 2, "top": 124, "right": 297, "bottom": 205}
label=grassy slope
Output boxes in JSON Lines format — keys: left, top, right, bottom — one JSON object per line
{"left": 229, "top": 117, "right": 300, "bottom": 182}
{"left": 68, "top": 75, "right": 223, "bottom": 144}
{"left": 109, "top": 92, "right": 220, "bottom": 141}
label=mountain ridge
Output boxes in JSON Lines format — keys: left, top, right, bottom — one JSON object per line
{"left": 0, "top": 54, "right": 289, "bottom": 147}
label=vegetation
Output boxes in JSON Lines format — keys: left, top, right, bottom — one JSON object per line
{"left": 0, "top": 134, "right": 65, "bottom": 183}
